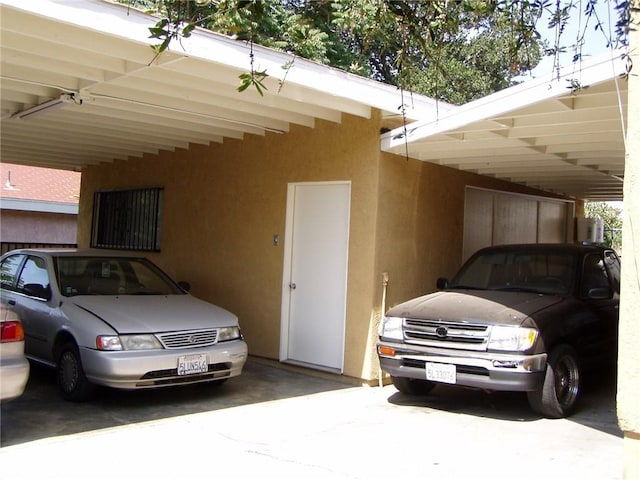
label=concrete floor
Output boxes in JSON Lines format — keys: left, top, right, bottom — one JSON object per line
{"left": 0, "top": 358, "right": 623, "bottom": 479}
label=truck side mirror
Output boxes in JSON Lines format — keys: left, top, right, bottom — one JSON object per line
{"left": 587, "top": 287, "right": 612, "bottom": 300}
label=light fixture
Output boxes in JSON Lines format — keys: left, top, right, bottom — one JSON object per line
{"left": 11, "top": 93, "right": 75, "bottom": 120}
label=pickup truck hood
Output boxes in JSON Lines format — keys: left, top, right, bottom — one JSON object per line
{"left": 386, "top": 290, "right": 564, "bottom": 327}
{"left": 64, "top": 294, "right": 238, "bottom": 333}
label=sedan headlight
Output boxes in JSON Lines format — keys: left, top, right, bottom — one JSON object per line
{"left": 218, "top": 326, "right": 241, "bottom": 342}
{"left": 488, "top": 326, "right": 538, "bottom": 352}
{"left": 96, "top": 334, "right": 163, "bottom": 351}
{"left": 379, "top": 316, "right": 404, "bottom": 341}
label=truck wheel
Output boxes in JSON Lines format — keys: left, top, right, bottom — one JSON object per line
{"left": 57, "top": 341, "right": 96, "bottom": 402}
{"left": 391, "top": 376, "right": 436, "bottom": 395}
{"left": 527, "top": 344, "right": 581, "bottom": 418}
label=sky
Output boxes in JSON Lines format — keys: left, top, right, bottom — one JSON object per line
{"left": 528, "top": 1, "right": 625, "bottom": 210}
{"left": 529, "top": 0, "right": 622, "bottom": 78}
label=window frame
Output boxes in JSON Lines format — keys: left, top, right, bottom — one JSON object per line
{"left": 91, "top": 187, "right": 163, "bottom": 252}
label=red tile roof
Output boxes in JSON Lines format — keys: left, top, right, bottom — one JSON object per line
{"left": 0, "top": 163, "right": 80, "bottom": 204}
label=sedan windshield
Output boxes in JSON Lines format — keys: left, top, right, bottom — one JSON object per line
{"left": 55, "top": 257, "right": 184, "bottom": 297}
{"left": 450, "top": 251, "right": 576, "bottom": 295}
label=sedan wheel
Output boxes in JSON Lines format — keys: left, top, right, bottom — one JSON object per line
{"left": 527, "top": 344, "right": 581, "bottom": 418}
{"left": 56, "top": 342, "right": 95, "bottom": 402}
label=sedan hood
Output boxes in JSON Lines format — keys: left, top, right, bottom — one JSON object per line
{"left": 386, "top": 290, "right": 564, "bottom": 327}
{"left": 64, "top": 294, "right": 238, "bottom": 334}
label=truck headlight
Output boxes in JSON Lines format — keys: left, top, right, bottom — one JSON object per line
{"left": 488, "top": 326, "right": 538, "bottom": 352}
{"left": 379, "top": 316, "right": 404, "bottom": 341}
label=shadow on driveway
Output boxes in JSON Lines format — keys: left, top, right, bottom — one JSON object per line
{"left": 0, "top": 358, "right": 353, "bottom": 447}
{"left": 387, "top": 364, "right": 621, "bottom": 437}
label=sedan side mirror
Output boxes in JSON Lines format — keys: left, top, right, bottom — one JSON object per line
{"left": 436, "top": 277, "right": 449, "bottom": 290}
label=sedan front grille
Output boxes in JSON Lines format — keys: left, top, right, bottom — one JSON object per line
{"left": 158, "top": 329, "right": 218, "bottom": 349}
{"left": 404, "top": 319, "right": 489, "bottom": 351}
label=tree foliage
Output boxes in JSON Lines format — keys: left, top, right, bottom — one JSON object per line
{"left": 585, "top": 202, "right": 623, "bottom": 249}
{"left": 121, "top": 1, "right": 630, "bottom": 104}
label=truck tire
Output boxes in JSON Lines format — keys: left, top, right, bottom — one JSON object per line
{"left": 527, "top": 344, "right": 581, "bottom": 418}
{"left": 391, "top": 376, "right": 436, "bottom": 396}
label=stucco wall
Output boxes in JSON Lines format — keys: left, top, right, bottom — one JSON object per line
{"left": 78, "top": 110, "right": 577, "bottom": 383}
{"left": 78, "top": 112, "right": 381, "bottom": 380}
{"left": 618, "top": 7, "right": 640, "bottom": 478}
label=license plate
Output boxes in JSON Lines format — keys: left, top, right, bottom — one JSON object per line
{"left": 426, "top": 362, "right": 456, "bottom": 384}
{"left": 177, "top": 354, "right": 208, "bottom": 375}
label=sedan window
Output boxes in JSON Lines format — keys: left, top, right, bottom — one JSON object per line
{"left": 17, "top": 256, "right": 51, "bottom": 300}
{"left": 0, "top": 254, "right": 25, "bottom": 291}
{"left": 56, "top": 257, "right": 183, "bottom": 296}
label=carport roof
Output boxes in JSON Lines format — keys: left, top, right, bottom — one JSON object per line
{"left": 0, "top": 0, "right": 628, "bottom": 203}
{"left": 0, "top": 0, "right": 442, "bottom": 171}
{"left": 382, "top": 52, "right": 628, "bottom": 201}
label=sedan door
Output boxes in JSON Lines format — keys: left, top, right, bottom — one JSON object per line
{"left": 11, "top": 255, "right": 62, "bottom": 364}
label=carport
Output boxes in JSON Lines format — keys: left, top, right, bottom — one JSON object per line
{"left": 0, "top": 1, "right": 626, "bottom": 200}
{"left": 1, "top": 0, "right": 638, "bottom": 475}
{"left": 0, "top": 0, "right": 441, "bottom": 168}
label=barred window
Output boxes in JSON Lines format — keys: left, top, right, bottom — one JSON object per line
{"left": 91, "top": 188, "right": 163, "bottom": 251}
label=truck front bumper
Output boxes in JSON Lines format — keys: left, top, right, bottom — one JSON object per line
{"left": 377, "top": 342, "right": 547, "bottom": 392}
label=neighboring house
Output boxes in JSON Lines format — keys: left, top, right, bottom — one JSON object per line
{"left": 0, "top": 163, "right": 80, "bottom": 253}
{"left": 0, "top": 1, "right": 637, "bottom": 474}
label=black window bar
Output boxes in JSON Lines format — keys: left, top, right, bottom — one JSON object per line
{"left": 91, "top": 187, "right": 163, "bottom": 251}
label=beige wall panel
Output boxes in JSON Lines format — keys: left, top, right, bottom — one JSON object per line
{"left": 493, "top": 193, "right": 538, "bottom": 244}
{"left": 537, "top": 201, "right": 568, "bottom": 243}
{"left": 463, "top": 188, "right": 494, "bottom": 261}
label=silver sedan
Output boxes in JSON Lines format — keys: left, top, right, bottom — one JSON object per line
{"left": 0, "top": 304, "right": 30, "bottom": 401}
{"left": 0, "top": 249, "right": 247, "bottom": 401}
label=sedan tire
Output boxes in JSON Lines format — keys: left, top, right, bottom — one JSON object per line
{"left": 527, "top": 344, "right": 581, "bottom": 418}
{"left": 57, "top": 342, "right": 96, "bottom": 402}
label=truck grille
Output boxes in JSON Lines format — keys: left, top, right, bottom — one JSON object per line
{"left": 404, "top": 319, "right": 489, "bottom": 351}
{"left": 158, "top": 329, "right": 218, "bottom": 349}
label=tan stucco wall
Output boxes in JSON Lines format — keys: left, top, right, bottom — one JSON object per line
{"left": 618, "top": 6, "right": 640, "bottom": 478}
{"left": 78, "top": 112, "right": 381, "bottom": 380}
{"left": 78, "top": 109, "right": 577, "bottom": 383}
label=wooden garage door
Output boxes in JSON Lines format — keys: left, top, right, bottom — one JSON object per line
{"left": 463, "top": 187, "right": 574, "bottom": 261}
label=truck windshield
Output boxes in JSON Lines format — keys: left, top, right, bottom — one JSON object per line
{"left": 450, "top": 251, "right": 576, "bottom": 295}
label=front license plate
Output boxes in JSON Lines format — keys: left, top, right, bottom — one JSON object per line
{"left": 177, "top": 354, "right": 208, "bottom": 375}
{"left": 426, "top": 362, "right": 456, "bottom": 384}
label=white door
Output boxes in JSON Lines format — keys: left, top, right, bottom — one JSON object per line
{"left": 280, "top": 182, "right": 350, "bottom": 372}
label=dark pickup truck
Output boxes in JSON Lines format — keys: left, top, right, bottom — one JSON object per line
{"left": 377, "top": 243, "right": 620, "bottom": 418}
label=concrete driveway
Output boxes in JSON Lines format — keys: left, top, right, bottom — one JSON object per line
{"left": 0, "top": 359, "right": 623, "bottom": 479}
